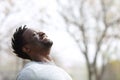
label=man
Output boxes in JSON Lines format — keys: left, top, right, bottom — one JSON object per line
{"left": 11, "top": 25, "right": 72, "bottom": 80}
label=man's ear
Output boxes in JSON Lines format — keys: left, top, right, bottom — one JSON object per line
{"left": 22, "top": 45, "right": 31, "bottom": 53}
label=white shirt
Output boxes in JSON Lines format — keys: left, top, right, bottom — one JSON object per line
{"left": 17, "top": 61, "right": 72, "bottom": 80}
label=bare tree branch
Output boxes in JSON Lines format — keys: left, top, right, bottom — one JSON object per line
{"left": 93, "top": 0, "right": 108, "bottom": 65}
{"left": 93, "top": 0, "right": 120, "bottom": 65}
{"left": 57, "top": 0, "right": 120, "bottom": 80}
{"left": 57, "top": 0, "right": 87, "bottom": 54}
{"left": 107, "top": 17, "right": 120, "bottom": 26}
{"left": 98, "top": 41, "right": 111, "bottom": 80}
{"left": 66, "top": 26, "right": 85, "bottom": 53}
{"left": 93, "top": 1, "right": 110, "bottom": 80}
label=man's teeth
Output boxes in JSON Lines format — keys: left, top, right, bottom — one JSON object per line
{"left": 42, "top": 36, "right": 48, "bottom": 40}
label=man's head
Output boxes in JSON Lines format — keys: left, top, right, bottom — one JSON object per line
{"left": 11, "top": 25, "right": 53, "bottom": 60}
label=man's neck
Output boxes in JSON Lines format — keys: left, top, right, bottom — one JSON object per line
{"left": 32, "top": 54, "right": 53, "bottom": 63}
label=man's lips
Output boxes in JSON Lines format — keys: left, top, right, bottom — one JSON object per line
{"left": 40, "top": 34, "right": 49, "bottom": 41}
{"left": 42, "top": 35, "right": 48, "bottom": 40}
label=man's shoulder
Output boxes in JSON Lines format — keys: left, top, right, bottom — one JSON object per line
{"left": 19, "top": 61, "right": 54, "bottom": 74}
{"left": 17, "top": 61, "right": 72, "bottom": 80}
{"left": 16, "top": 65, "right": 36, "bottom": 80}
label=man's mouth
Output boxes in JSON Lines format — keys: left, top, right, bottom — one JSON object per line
{"left": 42, "top": 35, "right": 48, "bottom": 40}
{"left": 40, "top": 34, "right": 49, "bottom": 41}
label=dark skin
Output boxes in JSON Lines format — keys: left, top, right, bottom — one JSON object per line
{"left": 22, "top": 28, "right": 53, "bottom": 62}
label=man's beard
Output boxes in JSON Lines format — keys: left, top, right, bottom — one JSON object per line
{"left": 35, "top": 39, "right": 53, "bottom": 49}
{"left": 42, "top": 40, "right": 53, "bottom": 48}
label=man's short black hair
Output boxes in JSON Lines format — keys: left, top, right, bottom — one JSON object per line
{"left": 11, "top": 25, "right": 31, "bottom": 60}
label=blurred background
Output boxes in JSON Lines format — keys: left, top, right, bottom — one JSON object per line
{"left": 0, "top": 0, "right": 120, "bottom": 80}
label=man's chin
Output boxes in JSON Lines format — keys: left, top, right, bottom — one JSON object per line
{"left": 43, "top": 40, "right": 53, "bottom": 48}
{"left": 46, "top": 40, "right": 53, "bottom": 48}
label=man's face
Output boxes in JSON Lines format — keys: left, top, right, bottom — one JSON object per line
{"left": 22, "top": 29, "right": 53, "bottom": 51}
